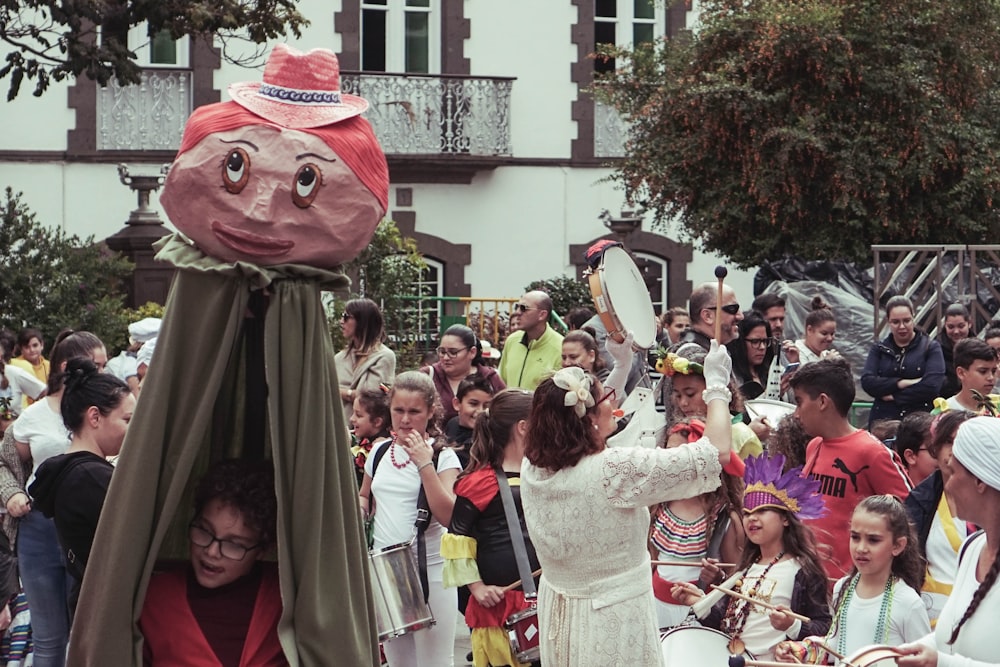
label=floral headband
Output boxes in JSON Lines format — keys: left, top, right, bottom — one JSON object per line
{"left": 552, "top": 366, "right": 595, "bottom": 418}
{"left": 654, "top": 351, "right": 704, "bottom": 377}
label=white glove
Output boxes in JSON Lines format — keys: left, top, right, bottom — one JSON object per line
{"left": 606, "top": 331, "right": 634, "bottom": 369}
{"left": 703, "top": 340, "right": 733, "bottom": 388}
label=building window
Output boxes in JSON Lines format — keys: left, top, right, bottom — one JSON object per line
{"left": 383, "top": 257, "right": 443, "bottom": 349}
{"left": 634, "top": 251, "right": 668, "bottom": 314}
{"left": 594, "top": 0, "right": 662, "bottom": 73}
{"left": 362, "top": 0, "right": 440, "bottom": 73}
{"left": 127, "top": 26, "right": 190, "bottom": 68}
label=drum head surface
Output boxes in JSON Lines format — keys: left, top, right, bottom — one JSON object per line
{"left": 660, "top": 626, "right": 754, "bottom": 663}
{"left": 595, "top": 247, "right": 656, "bottom": 349}
{"left": 744, "top": 399, "right": 796, "bottom": 424}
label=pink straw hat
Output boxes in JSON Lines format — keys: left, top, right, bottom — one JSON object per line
{"left": 228, "top": 44, "right": 369, "bottom": 129}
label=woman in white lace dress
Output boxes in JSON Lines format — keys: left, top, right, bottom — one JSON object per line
{"left": 521, "top": 340, "right": 734, "bottom": 667}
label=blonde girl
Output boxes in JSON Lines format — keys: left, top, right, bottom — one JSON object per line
{"left": 358, "top": 370, "right": 460, "bottom": 667}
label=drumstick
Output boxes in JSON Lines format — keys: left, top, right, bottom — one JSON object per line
{"left": 714, "top": 265, "right": 728, "bottom": 342}
{"left": 709, "top": 584, "right": 811, "bottom": 623}
{"left": 729, "top": 658, "right": 861, "bottom": 667}
{"left": 651, "top": 560, "right": 737, "bottom": 568}
{"left": 501, "top": 569, "right": 542, "bottom": 593}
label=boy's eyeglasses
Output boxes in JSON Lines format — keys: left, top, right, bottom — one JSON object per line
{"left": 189, "top": 522, "right": 263, "bottom": 561}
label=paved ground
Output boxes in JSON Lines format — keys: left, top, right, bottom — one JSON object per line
{"left": 453, "top": 614, "right": 473, "bottom": 665}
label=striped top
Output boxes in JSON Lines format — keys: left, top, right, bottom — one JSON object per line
{"left": 650, "top": 505, "right": 708, "bottom": 559}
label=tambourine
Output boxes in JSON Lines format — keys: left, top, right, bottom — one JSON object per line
{"left": 587, "top": 245, "right": 656, "bottom": 350}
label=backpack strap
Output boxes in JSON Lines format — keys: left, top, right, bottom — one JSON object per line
{"left": 959, "top": 529, "right": 985, "bottom": 567}
{"left": 414, "top": 448, "right": 441, "bottom": 604}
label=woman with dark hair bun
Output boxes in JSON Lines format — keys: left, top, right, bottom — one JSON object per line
{"left": 4, "top": 330, "right": 107, "bottom": 667}
{"left": 794, "top": 296, "right": 839, "bottom": 366}
{"left": 29, "top": 357, "right": 134, "bottom": 611}
{"left": 423, "top": 324, "right": 506, "bottom": 424}
{"left": 334, "top": 297, "right": 396, "bottom": 419}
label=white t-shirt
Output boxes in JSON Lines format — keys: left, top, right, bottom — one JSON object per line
{"left": 2, "top": 364, "right": 46, "bottom": 416}
{"left": 828, "top": 576, "right": 930, "bottom": 655}
{"left": 366, "top": 438, "right": 461, "bottom": 566}
{"left": 11, "top": 398, "right": 70, "bottom": 489}
{"left": 923, "top": 509, "right": 968, "bottom": 625}
{"left": 739, "top": 558, "right": 800, "bottom": 659}
{"left": 925, "top": 532, "right": 1000, "bottom": 667}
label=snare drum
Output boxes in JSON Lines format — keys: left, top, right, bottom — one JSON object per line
{"left": 368, "top": 542, "right": 436, "bottom": 640}
{"left": 588, "top": 245, "right": 657, "bottom": 350}
{"left": 659, "top": 626, "right": 754, "bottom": 665}
{"left": 505, "top": 605, "right": 541, "bottom": 663}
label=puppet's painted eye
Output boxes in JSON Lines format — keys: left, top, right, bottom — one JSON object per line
{"left": 291, "top": 163, "right": 322, "bottom": 208}
{"left": 222, "top": 148, "right": 251, "bottom": 194}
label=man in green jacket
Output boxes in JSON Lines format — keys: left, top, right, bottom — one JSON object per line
{"left": 500, "top": 290, "right": 564, "bottom": 389}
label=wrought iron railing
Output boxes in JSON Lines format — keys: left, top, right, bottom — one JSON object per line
{"left": 341, "top": 72, "right": 514, "bottom": 156}
{"left": 97, "top": 69, "right": 192, "bottom": 151}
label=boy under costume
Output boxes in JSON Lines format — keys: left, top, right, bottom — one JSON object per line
{"left": 70, "top": 46, "right": 388, "bottom": 666}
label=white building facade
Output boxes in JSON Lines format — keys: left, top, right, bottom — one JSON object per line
{"left": 0, "top": 0, "right": 756, "bottom": 315}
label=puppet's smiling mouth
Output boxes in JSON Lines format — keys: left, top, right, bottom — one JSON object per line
{"left": 211, "top": 221, "right": 294, "bottom": 257}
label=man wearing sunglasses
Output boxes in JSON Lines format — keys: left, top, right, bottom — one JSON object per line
{"left": 678, "top": 282, "right": 744, "bottom": 350}
{"left": 499, "top": 290, "right": 564, "bottom": 390}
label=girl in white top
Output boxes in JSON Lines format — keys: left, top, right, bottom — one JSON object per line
{"left": 793, "top": 296, "right": 840, "bottom": 367}
{"left": 776, "top": 494, "right": 930, "bottom": 664}
{"left": 7, "top": 330, "right": 107, "bottom": 667}
{"left": 897, "top": 416, "right": 1000, "bottom": 667}
{"left": 359, "top": 370, "right": 460, "bottom": 667}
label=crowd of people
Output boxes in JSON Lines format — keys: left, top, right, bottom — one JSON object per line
{"left": 3, "top": 261, "right": 1000, "bottom": 667}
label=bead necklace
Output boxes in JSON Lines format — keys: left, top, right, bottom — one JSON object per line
{"left": 832, "top": 573, "right": 895, "bottom": 658}
{"left": 388, "top": 435, "right": 410, "bottom": 469}
{"left": 722, "top": 550, "right": 786, "bottom": 653}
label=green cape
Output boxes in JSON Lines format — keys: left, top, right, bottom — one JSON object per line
{"left": 69, "top": 234, "right": 378, "bottom": 665}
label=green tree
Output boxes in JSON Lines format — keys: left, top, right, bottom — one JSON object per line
{"left": 325, "top": 220, "right": 427, "bottom": 366}
{"left": 0, "top": 0, "right": 307, "bottom": 99}
{"left": 524, "top": 275, "right": 593, "bottom": 326}
{"left": 597, "top": 0, "right": 1000, "bottom": 268}
{"left": 0, "top": 188, "right": 134, "bottom": 350}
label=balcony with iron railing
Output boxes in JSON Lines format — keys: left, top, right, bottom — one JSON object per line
{"left": 341, "top": 72, "right": 514, "bottom": 160}
{"left": 97, "top": 69, "right": 192, "bottom": 151}
{"left": 94, "top": 68, "right": 514, "bottom": 164}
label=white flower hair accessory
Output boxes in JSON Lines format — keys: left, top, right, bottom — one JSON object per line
{"left": 552, "top": 366, "right": 595, "bottom": 418}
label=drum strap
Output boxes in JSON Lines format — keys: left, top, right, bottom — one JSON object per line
{"left": 414, "top": 450, "right": 440, "bottom": 605}
{"left": 495, "top": 470, "right": 537, "bottom": 598}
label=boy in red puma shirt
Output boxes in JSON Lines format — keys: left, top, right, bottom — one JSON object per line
{"left": 790, "top": 358, "right": 912, "bottom": 580}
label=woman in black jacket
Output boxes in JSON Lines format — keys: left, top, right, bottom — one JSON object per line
{"left": 862, "top": 296, "right": 945, "bottom": 428}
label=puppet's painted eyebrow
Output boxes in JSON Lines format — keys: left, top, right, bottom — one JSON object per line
{"left": 295, "top": 151, "right": 337, "bottom": 163}
{"left": 219, "top": 138, "right": 259, "bottom": 151}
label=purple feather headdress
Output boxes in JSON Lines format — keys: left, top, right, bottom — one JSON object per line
{"left": 743, "top": 453, "right": 826, "bottom": 520}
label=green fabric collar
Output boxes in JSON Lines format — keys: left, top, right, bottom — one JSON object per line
{"left": 154, "top": 233, "right": 351, "bottom": 291}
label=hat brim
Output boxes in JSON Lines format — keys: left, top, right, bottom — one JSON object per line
{"left": 228, "top": 82, "right": 369, "bottom": 129}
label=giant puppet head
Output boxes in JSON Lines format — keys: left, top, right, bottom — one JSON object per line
{"left": 161, "top": 44, "right": 389, "bottom": 270}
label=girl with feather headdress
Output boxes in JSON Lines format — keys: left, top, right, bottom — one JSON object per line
{"left": 672, "top": 453, "right": 832, "bottom": 659}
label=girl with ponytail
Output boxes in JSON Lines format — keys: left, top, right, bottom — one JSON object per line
{"left": 442, "top": 389, "right": 537, "bottom": 667}
{"left": 897, "top": 416, "right": 1000, "bottom": 667}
